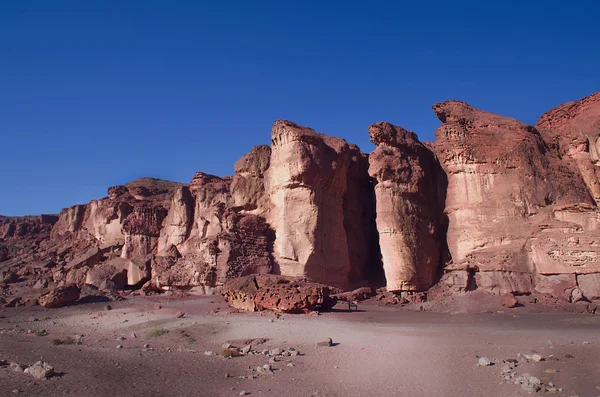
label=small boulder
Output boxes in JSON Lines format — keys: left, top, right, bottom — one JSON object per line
{"left": 24, "top": 361, "right": 54, "bottom": 380}
{"left": 478, "top": 357, "right": 493, "bottom": 366}
{"left": 317, "top": 338, "right": 333, "bottom": 347}
{"left": 500, "top": 294, "right": 519, "bottom": 308}
{"left": 38, "top": 285, "right": 80, "bottom": 308}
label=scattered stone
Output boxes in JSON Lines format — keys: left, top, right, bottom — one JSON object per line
{"left": 287, "top": 363, "right": 294, "bottom": 367}
{"left": 239, "top": 391, "right": 248, "bottom": 396}
{"left": 478, "top": 357, "right": 493, "bottom": 366}
{"left": 105, "top": 305, "right": 112, "bottom": 311}
{"left": 10, "top": 362, "right": 25, "bottom": 372}
{"left": 117, "top": 336, "right": 125, "bottom": 341}
{"left": 204, "top": 351, "right": 216, "bottom": 356}
{"left": 532, "top": 354, "right": 544, "bottom": 362}
{"left": 317, "top": 338, "right": 333, "bottom": 347}
{"left": 176, "top": 311, "right": 185, "bottom": 318}
{"left": 144, "top": 344, "right": 150, "bottom": 348}
{"left": 24, "top": 361, "right": 54, "bottom": 380}
{"left": 270, "top": 348, "right": 282, "bottom": 355}
{"left": 116, "top": 344, "right": 123, "bottom": 349}
{"left": 241, "top": 345, "right": 252, "bottom": 354}
{"left": 565, "top": 354, "right": 574, "bottom": 359}
{"left": 131, "top": 333, "right": 137, "bottom": 338}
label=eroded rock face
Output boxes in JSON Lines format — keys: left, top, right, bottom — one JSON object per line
{"left": 432, "top": 99, "right": 600, "bottom": 298}
{"left": 222, "top": 274, "right": 337, "bottom": 313}
{"left": 432, "top": 100, "right": 592, "bottom": 267}
{"left": 157, "top": 186, "right": 194, "bottom": 253}
{"left": 38, "top": 285, "right": 80, "bottom": 308}
{"left": 230, "top": 145, "right": 271, "bottom": 213}
{"left": 368, "top": 122, "right": 447, "bottom": 291}
{"left": 5, "top": 93, "right": 600, "bottom": 307}
{"left": 266, "top": 120, "right": 352, "bottom": 288}
{"left": 536, "top": 91, "right": 600, "bottom": 204}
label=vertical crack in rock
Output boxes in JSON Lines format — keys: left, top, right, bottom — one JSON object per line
{"left": 368, "top": 122, "right": 447, "bottom": 292}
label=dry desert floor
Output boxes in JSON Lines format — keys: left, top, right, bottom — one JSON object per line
{"left": 1, "top": 296, "right": 599, "bottom": 397}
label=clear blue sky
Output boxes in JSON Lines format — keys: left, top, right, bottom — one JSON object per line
{"left": 1, "top": 1, "right": 599, "bottom": 216}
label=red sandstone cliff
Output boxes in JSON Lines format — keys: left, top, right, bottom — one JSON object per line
{"left": 2, "top": 91, "right": 600, "bottom": 308}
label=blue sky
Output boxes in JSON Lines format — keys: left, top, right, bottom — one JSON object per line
{"left": 1, "top": 0, "right": 599, "bottom": 215}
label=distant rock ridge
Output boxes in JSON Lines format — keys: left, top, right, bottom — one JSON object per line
{"left": 2, "top": 91, "right": 600, "bottom": 307}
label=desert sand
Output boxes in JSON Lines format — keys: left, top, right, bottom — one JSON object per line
{"left": 1, "top": 296, "right": 599, "bottom": 397}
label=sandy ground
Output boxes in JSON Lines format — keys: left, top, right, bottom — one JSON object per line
{"left": 1, "top": 296, "right": 599, "bottom": 397}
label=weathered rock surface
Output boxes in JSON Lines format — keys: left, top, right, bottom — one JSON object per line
{"left": 38, "top": 285, "right": 80, "bottom": 308}
{"left": 24, "top": 361, "right": 54, "bottom": 380}
{"left": 222, "top": 274, "right": 337, "bottom": 313}
{"left": 536, "top": 91, "right": 600, "bottom": 205}
{"left": 3, "top": 92, "right": 600, "bottom": 309}
{"left": 266, "top": 121, "right": 352, "bottom": 288}
{"left": 431, "top": 98, "right": 600, "bottom": 298}
{"left": 368, "top": 122, "right": 447, "bottom": 291}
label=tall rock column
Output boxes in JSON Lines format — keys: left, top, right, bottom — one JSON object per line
{"left": 266, "top": 120, "right": 352, "bottom": 289}
{"left": 368, "top": 122, "right": 447, "bottom": 291}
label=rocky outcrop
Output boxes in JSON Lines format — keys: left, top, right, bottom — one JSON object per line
{"left": 38, "top": 285, "right": 80, "bottom": 308}
{"left": 4, "top": 92, "right": 600, "bottom": 309}
{"left": 368, "top": 122, "right": 447, "bottom": 291}
{"left": 536, "top": 91, "right": 600, "bottom": 204}
{"left": 222, "top": 274, "right": 337, "bottom": 313}
{"left": 432, "top": 98, "right": 600, "bottom": 299}
{"left": 266, "top": 121, "right": 352, "bottom": 288}
{"left": 230, "top": 145, "right": 271, "bottom": 213}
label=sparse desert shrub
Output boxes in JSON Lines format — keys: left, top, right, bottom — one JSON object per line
{"left": 145, "top": 328, "right": 169, "bottom": 339}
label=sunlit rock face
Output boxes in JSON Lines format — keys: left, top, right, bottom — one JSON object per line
{"left": 368, "top": 122, "right": 447, "bottom": 292}
{"left": 431, "top": 99, "right": 600, "bottom": 298}
{"left": 536, "top": 91, "right": 600, "bottom": 205}
{"left": 265, "top": 120, "right": 353, "bottom": 289}
{"left": 6, "top": 92, "right": 600, "bottom": 304}
{"left": 432, "top": 100, "right": 592, "bottom": 267}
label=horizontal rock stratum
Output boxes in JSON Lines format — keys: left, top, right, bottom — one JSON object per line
{"left": 2, "top": 91, "right": 600, "bottom": 307}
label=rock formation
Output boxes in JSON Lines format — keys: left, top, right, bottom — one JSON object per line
{"left": 368, "top": 122, "right": 447, "bottom": 292}
{"left": 266, "top": 121, "right": 355, "bottom": 288}
{"left": 431, "top": 98, "right": 600, "bottom": 300}
{"left": 3, "top": 91, "right": 600, "bottom": 310}
{"left": 222, "top": 274, "right": 337, "bottom": 313}
{"left": 536, "top": 91, "right": 600, "bottom": 204}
